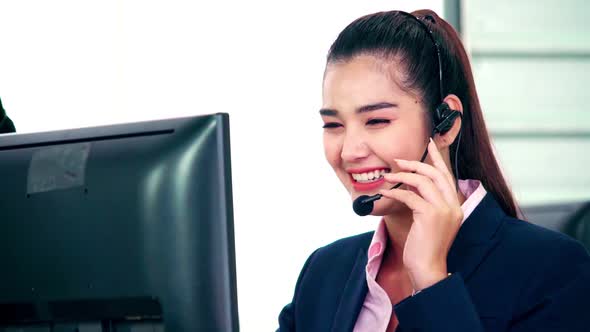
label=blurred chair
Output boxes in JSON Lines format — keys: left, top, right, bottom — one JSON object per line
{"left": 522, "top": 201, "right": 590, "bottom": 252}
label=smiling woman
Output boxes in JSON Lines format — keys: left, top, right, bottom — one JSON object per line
{"left": 277, "top": 9, "right": 590, "bottom": 332}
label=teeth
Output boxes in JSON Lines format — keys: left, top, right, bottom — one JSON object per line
{"left": 351, "top": 169, "right": 389, "bottom": 183}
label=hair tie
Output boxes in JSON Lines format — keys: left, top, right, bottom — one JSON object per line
{"left": 422, "top": 14, "right": 436, "bottom": 24}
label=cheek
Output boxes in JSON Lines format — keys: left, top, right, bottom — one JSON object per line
{"left": 370, "top": 126, "right": 427, "bottom": 165}
{"left": 323, "top": 133, "right": 342, "bottom": 169}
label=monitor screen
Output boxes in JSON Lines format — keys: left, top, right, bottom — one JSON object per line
{"left": 0, "top": 113, "right": 238, "bottom": 331}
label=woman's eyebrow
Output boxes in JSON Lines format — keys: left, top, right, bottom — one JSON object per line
{"left": 319, "top": 102, "right": 398, "bottom": 116}
{"left": 357, "top": 102, "right": 398, "bottom": 113}
{"left": 319, "top": 108, "right": 338, "bottom": 116}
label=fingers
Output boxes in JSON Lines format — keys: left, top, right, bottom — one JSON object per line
{"left": 427, "top": 138, "right": 456, "bottom": 191}
{"left": 379, "top": 139, "right": 461, "bottom": 212}
{"left": 384, "top": 172, "right": 445, "bottom": 206}
{"left": 393, "top": 158, "right": 459, "bottom": 205}
{"left": 379, "top": 187, "right": 427, "bottom": 211}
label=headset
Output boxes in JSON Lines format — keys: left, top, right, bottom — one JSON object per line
{"left": 352, "top": 11, "right": 464, "bottom": 216}
{"left": 401, "top": 12, "right": 462, "bottom": 138}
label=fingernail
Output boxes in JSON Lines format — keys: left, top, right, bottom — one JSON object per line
{"left": 394, "top": 158, "right": 405, "bottom": 163}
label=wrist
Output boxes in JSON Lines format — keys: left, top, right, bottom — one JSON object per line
{"left": 409, "top": 267, "right": 449, "bottom": 292}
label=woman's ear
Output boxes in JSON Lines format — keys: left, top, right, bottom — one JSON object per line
{"left": 434, "top": 94, "right": 463, "bottom": 149}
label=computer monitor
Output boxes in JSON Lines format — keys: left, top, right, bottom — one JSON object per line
{"left": 0, "top": 113, "right": 239, "bottom": 331}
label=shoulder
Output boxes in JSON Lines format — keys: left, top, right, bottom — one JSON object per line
{"left": 310, "top": 231, "right": 373, "bottom": 265}
{"left": 489, "top": 216, "right": 590, "bottom": 321}
{"left": 489, "top": 215, "right": 590, "bottom": 300}
{"left": 498, "top": 216, "right": 589, "bottom": 265}
{"left": 319, "top": 231, "right": 374, "bottom": 253}
{"left": 293, "top": 231, "right": 372, "bottom": 289}
{"left": 279, "top": 232, "right": 374, "bottom": 330}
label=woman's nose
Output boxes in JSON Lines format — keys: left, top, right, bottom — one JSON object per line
{"left": 340, "top": 130, "right": 370, "bottom": 163}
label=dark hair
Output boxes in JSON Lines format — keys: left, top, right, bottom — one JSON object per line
{"left": 326, "top": 9, "right": 520, "bottom": 218}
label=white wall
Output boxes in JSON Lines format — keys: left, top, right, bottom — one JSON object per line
{"left": 0, "top": 1, "right": 442, "bottom": 330}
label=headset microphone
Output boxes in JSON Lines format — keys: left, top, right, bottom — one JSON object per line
{"left": 353, "top": 183, "right": 401, "bottom": 216}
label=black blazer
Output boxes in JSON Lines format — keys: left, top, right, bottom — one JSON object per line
{"left": 277, "top": 193, "right": 590, "bottom": 331}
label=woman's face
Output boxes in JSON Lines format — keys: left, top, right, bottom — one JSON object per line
{"left": 321, "top": 55, "right": 431, "bottom": 215}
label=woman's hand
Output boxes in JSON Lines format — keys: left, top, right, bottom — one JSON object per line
{"left": 379, "top": 138, "right": 464, "bottom": 292}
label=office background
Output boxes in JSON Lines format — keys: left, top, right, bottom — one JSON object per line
{"left": 0, "top": 1, "right": 587, "bottom": 331}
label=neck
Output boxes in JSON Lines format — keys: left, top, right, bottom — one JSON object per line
{"left": 381, "top": 208, "right": 412, "bottom": 271}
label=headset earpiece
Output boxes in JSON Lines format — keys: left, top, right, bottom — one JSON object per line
{"left": 433, "top": 102, "right": 461, "bottom": 135}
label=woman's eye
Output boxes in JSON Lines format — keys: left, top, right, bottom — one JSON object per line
{"left": 366, "top": 119, "right": 390, "bottom": 126}
{"left": 322, "top": 122, "right": 343, "bottom": 129}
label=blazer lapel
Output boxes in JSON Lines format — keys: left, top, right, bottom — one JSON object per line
{"left": 330, "top": 248, "right": 369, "bottom": 332}
{"left": 447, "top": 193, "right": 506, "bottom": 281}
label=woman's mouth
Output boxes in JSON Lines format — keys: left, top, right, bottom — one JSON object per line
{"left": 348, "top": 168, "right": 391, "bottom": 192}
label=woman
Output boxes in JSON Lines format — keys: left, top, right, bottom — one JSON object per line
{"left": 277, "top": 9, "right": 590, "bottom": 332}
